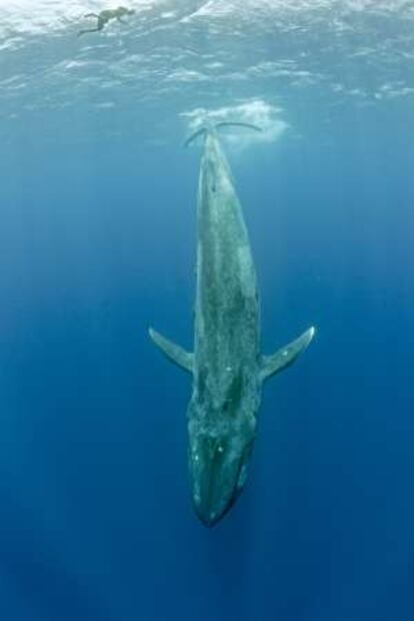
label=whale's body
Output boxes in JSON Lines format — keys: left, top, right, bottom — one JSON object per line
{"left": 150, "top": 128, "right": 314, "bottom": 526}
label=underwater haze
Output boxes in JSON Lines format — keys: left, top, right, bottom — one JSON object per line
{"left": 1, "top": 1, "right": 414, "bottom": 620}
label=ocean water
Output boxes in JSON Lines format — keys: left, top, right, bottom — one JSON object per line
{"left": 0, "top": 1, "right": 414, "bottom": 620}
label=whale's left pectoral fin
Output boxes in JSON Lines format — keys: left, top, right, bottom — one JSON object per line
{"left": 260, "top": 327, "right": 315, "bottom": 382}
{"left": 148, "top": 328, "right": 194, "bottom": 373}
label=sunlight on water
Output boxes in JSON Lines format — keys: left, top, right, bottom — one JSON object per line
{"left": 0, "top": 1, "right": 413, "bottom": 620}
{"left": 0, "top": 0, "right": 413, "bottom": 146}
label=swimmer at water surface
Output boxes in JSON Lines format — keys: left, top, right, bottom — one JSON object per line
{"left": 77, "top": 6, "right": 135, "bottom": 37}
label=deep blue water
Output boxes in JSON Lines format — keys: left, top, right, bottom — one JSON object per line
{"left": 1, "top": 2, "right": 414, "bottom": 620}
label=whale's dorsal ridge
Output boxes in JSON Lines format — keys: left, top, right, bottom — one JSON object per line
{"left": 148, "top": 327, "right": 193, "bottom": 373}
{"left": 260, "top": 326, "right": 315, "bottom": 382}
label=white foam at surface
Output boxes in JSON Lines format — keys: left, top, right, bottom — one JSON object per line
{"left": 181, "top": 99, "right": 289, "bottom": 148}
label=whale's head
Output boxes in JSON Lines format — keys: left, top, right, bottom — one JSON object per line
{"left": 187, "top": 404, "right": 257, "bottom": 527}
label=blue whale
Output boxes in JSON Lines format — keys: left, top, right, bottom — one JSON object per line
{"left": 150, "top": 124, "right": 314, "bottom": 527}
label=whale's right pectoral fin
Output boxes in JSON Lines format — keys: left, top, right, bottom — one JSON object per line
{"left": 260, "top": 326, "right": 315, "bottom": 382}
{"left": 148, "top": 328, "right": 194, "bottom": 373}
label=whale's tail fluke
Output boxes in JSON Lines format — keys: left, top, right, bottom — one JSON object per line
{"left": 184, "top": 122, "right": 262, "bottom": 147}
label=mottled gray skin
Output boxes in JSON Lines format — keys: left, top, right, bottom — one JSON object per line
{"left": 149, "top": 128, "right": 314, "bottom": 527}
{"left": 188, "top": 132, "right": 261, "bottom": 526}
